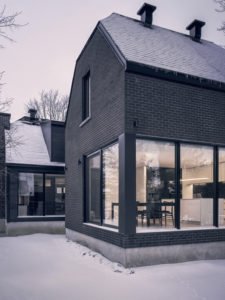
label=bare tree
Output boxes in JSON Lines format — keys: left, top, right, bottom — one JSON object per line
{"left": 0, "top": 71, "right": 13, "bottom": 112}
{"left": 215, "top": 0, "right": 225, "bottom": 34}
{"left": 26, "top": 90, "right": 69, "bottom": 121}
{"left": 0, "top": 4, "right": 24, "bottom": 112}
{"left": 0, "top": 5, "right": 25, "bottom": 151}
{"left": 0, "top": 5, "right": 22, "bottom": 48}
{"left": 1, "top": 72, "right": 23, "bottom": 150}
{"left": 5, "top": 125, "right": 23, "bottom": 150}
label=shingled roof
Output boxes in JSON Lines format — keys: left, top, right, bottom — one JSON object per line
{"left": 6, "top": 120, "right": 65, "bottom": 167}
{"left": 100, "top": 13, "right": 225, "bottom": 84}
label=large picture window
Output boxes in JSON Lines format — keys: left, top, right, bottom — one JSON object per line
{"left": 85, "top": 142, "right": 119, "bottom": 228}
{"left": 136, "top": 139, "right": 175, "bottom": 230}
{"left": 102, "top": 143, "right": 119, "bottom": 226}
{"left": 84, "top": 138, "right": 223, "bottom": 232}
{"left": 86, "top": 153, "right": 101, "bottom": 224}
{"left": 180, "top": 144, "right": 213, "bottom": 228}
{"left": 18, "top": 172, "right": 65, "bottom": 217}
{"left": 18, "top": 173, "right": 43, "bottom": 216}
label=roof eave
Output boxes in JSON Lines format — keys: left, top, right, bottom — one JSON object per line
{"left": 5, "top": 162, "right": 65, "bottom": 168}
{"left": 97, "top": 22, "right": 127, "bottom": 67}
{"left": 126, "top": 61, "right": 225, "bottom": 92}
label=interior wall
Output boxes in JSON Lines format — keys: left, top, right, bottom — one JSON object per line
{"left": 181, "top": 164, "right": 213, "bottom": 199}
{"left": 104, "top": 168, "right": 119, "bottom": 220}
{"left": 136, "top": 166, "right": 146, "bottom": 203}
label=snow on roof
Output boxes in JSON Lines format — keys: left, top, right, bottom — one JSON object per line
{"left": 6, "top": 120, "right": 65, "bottom": 167}
{"left": 100, "top": 13, "right": 225, "bottom": 83}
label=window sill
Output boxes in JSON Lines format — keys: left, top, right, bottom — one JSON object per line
{"left": 79, "top": 116, "right": 91, "bottom": 128}
{"left": 17, "top": 215, "right": 65, "bottom": 218}
{"left": 136, "top": 227, "right": 179, "bottom": 233}
{"left": 10, "top": 216, "right": 65, "bottom": 222}
{"left": 83, "top": 222, "right": 119, "bottom": 232}
{"left": 136, "top": 226, "right": 219, "bottom": 233}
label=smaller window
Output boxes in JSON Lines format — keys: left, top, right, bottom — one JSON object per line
{"left": 18, "top": 173, "right": 43, "bottom": 216}
{"left": 82, "top": 71, "right": 90, "bottom": 121}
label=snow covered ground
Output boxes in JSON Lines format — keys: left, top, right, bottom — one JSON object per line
{"left": 0, "top": 234, "right": 225, "bottom": 300}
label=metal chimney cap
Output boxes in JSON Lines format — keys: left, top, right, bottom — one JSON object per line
{"left": 28, "top": 108, "right": 37, "bottom": 121}
{"left": 28, "top": 108, "right": 37, "bottom": 114}
{"left": 137, "top": 3, "right": 156, "bottom": 16}
{"left": 186, "top": 19, "right": 205, "bottom": 31}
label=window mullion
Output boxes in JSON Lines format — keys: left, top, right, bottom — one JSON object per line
{"left": 100, "top": 149, "right": 103, "bottom": 226}
{"left": 213, "top": 146, "right": 219, "bottom": 227}
{"left": 175, "top": 142, "right": 180, "bottom": 229}
{"left": 43, "top": 173, "right": 45, "bottom": 216}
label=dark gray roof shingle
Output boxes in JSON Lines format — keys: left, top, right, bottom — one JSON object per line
{"left": 100, "top": 13, "right": 225, "bottom": 83}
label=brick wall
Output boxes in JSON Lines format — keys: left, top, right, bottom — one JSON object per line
{"left": 0, "top": 113, "right": 10, "bottom": 225}
{"left": 65, "top": 29, "right": 125, "bottom": 234}
{"left": 66, "top": 31, "right": 225, "bottom": 249}
{"left": 125, "top": 72, "right": 225, "bottom": 143}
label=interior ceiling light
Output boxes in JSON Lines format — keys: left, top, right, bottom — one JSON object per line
{"left": 181, "top": 177, "right": 209, "bottom": 182}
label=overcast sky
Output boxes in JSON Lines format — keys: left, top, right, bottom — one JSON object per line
{"left": 1, "top": 0, "right": 225, "bottom": 121}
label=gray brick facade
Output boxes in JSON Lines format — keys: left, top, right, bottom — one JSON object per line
{"left": 65, "top": 29, "right": 125, "bottom": 232}
{"left": 66, "top": 23, "right": 225, "bottom": 250}
{"left": 125, "top": 72, "right": 225, "bottom": 143}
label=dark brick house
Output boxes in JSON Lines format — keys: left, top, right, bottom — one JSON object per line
{"left": 65, "top": 3, "right": 225, "bottom": 266}
{"left": 4, "top": 109, "right": 66, "bottom": 235}
{"left": 0, "top": 112, "right": 10, "bottom": 234}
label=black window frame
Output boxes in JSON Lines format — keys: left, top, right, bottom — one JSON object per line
{"left": 17, "top": 172, "right": 44, "bottom": 217}
{"left": 84, "top": 151, "right": 102, "bottom": 225}
{"left": 136, "top": 136, "right": 220, "bottom": 230}
{"left": 44, "top": 173, "right": 66, "bottom": 216}
{"left": 136, "top": 138, "right": 177, "bottom": 229}
{"left": 82, "top": 71, "right": 91, "bottom": 122}
{"left": 83, "top": 136, "right": 223, "bottom": 232}
{"left": 17, "top": 171, "right": 65, "bottom": 218}
{"left": 84, "top": 141, "right": 119, "bottom": 229}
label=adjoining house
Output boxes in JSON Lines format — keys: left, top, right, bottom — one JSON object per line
{"left": 65, "top": 3, "right": 225, "bottom": 267}
{"left": 5, "top": 109, "right": 65, "bottom": 235}
{"left": 0, "top": 112, "right": 10, "bottom": 235}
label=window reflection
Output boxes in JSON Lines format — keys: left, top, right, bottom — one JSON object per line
{"left": 180, "top": 144, "right": 213, "bottom": 228}
{"left": 136, "top": 139, "right": 175, "bottom": 230}
{"left": 102, "top": 143, "right": 119, "bottom": 227}
{"left": 45, "top": 175, "right": 65, "bottom": 215}
{"left": 18, "top": 173, "right": 43, "bottom": 216}
{"left": 86, "top": 153, "right": 101, "bottom": 224}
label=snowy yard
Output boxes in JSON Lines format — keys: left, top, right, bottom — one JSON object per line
{"left": 0, "top": 234, "right": 225, "bottom": 300}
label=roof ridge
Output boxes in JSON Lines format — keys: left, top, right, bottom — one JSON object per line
{"left": 106, "top": 12, "right": 217, "bottom": 46}
{"left": 101, "top": 12, "right": 225, "bottom": 85}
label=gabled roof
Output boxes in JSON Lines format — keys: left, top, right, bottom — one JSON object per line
{"left": 5, "top": 120, "right": 65, "bottom": 167}
{"left": 100, "top": 13, "right": 225, "bottom": 84}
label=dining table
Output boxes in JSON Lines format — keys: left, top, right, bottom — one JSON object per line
{"left": 111, "top": 201, "right": 175, "bottom": 226}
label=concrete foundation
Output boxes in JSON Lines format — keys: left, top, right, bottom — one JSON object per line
{"left": 0, "top": 219, "right": 6, "bottom": 234}
{"left": 7, "top": 221, "right": 65, "bottom": 236}
{"left": 66, "top": 228, "right": 225, "bottom": 267}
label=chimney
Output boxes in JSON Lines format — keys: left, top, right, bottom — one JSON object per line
{"left": 186, "top": 19, "right": 205, "bottom": 42}
{"left": 137, "top": 3, "right": 156, "bottom": 27}
{"left": 28, "top": 108, "right": 37, "bottom": 121}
